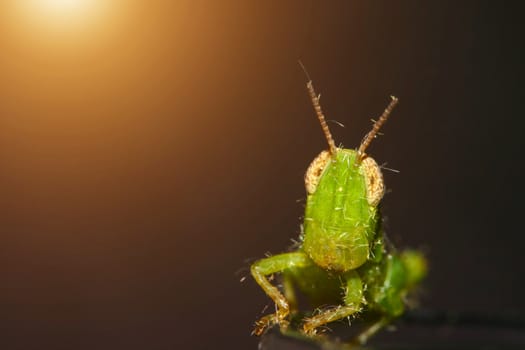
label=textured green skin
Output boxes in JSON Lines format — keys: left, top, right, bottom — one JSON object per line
{"left": 303, "top": 150, "right": 377, "bottom": 272}
{"left": 251, "top": 148, "right": 426, "bottom": 339}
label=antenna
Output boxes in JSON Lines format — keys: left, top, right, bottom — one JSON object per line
{"left": 299, "top": 61, "right": 337, "bottom": 156}
{"left": 357, "top": 96, "right": 399, "bottom": 160}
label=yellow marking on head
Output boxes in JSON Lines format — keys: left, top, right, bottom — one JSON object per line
{"left": 305, "top": 150, "right": 331, "bottom": 194}
{"left": 360, "top": 156, "right": 385, "bottom": 206}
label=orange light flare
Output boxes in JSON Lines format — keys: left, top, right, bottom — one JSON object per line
{"left": 7, "top": 0, "right": 116, "bottom": 39}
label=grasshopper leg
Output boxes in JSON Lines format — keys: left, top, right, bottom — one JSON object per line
{"left": 302, "top": 270, "right": 363, "bottom": 335}
{"left": 251, "top": 252, "right": 312, "bottom": 335}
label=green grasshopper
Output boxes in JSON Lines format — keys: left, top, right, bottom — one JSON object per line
{"left": 250, "top": 76, "right": 427, "bottom": 344}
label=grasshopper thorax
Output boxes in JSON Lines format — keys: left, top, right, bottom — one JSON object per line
{"left": 302, "top": 148, "right": 384, "bottom": 272}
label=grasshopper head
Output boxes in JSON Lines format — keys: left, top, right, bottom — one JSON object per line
{"left": 303, "top": 148, "right": 383, "bottom": 271}
{"left": 301, "top": 78, "right": 397, "bottom": 271}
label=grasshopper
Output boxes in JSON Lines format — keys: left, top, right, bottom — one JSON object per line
{"left": 250, "top": 75, "right": 427, "bottom": 344}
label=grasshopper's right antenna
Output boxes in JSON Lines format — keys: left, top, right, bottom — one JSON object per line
{"left": 357, "top": 96, "right": 399, "bottom": 161}
{"left": 299, "top": 61, "right": 337, "bottom": 156}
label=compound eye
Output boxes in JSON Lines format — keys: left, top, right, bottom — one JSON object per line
{"left": 361, "top": 156, "right": 385, "bottom": 206}
{"left": 305, "top": 150, "right": 331, "bottom": 194}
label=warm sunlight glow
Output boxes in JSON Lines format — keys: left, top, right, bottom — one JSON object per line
{"left": 36, "top": 0, "right": 91, "bottom": 13}
{"left": 10, "top": 0, "right": 114, "bottom": 35}
{"left": 26, "top": 0, "right": 98, "bottom": 18}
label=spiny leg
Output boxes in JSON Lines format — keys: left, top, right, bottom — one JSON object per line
{"left": 302, "top": 304, "right": 361, "bottom": 336}
{"left": 302, "top": 271, "right": 363, "bottom": 335}
{"left": 251, "top": 251, "right": 312, "bottom": 335}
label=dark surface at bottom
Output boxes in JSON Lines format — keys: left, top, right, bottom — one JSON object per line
{"left": 259, "top": 310, "right": 525, "bottom": 350}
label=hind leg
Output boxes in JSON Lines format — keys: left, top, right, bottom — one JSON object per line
{"left": 302, "top": 271, "right": 363, "bottom": 335}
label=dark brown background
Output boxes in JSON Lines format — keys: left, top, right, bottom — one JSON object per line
{"left": 1, "top": 1, "right": 524, "bottom": 349}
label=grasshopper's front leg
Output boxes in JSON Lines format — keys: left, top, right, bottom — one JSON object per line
{"left": 251, "top": 251, "right": 312, "bottom": 335}
{"left": 302, "top": 270, "right": 364, "bottom": 336}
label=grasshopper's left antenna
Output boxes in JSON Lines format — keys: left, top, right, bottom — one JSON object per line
{"left": 299, "top": 61, "right": 337, "bottom": 156}
{"left": 357, "top": 96, "right": 399, "bottom": 160}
